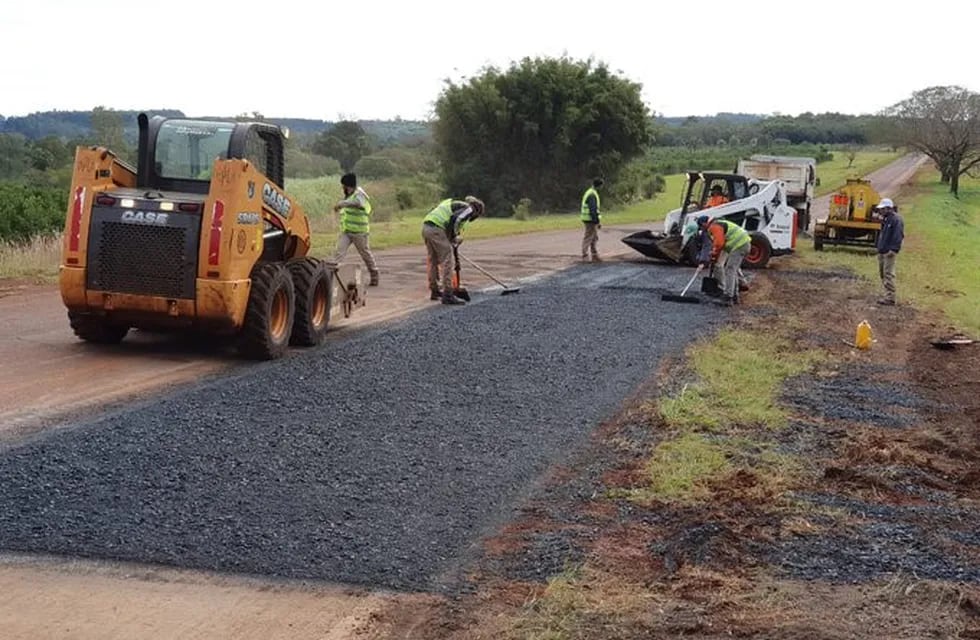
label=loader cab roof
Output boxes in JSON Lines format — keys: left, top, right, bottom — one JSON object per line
{"left": 136, "top": 113, "right": 287, "bottom": 195}
{"left": 681, "top": 172, "right": 750, "bottom": 213}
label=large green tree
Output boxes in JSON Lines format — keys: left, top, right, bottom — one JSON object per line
{"left": 884, "top": 86, "right": 980, "bottom": 197}
{"left": 312, "top": 121, "right": 372, "bottom": 172}
{"left": 433, "top": 57, "right": 652, "bottom": 214}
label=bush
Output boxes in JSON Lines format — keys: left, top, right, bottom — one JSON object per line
{"left": 395, "top": 188, "right": 414, "bottom": 210}
{"left": 0, "top": 182, "right": 67, "bottom": 242}
{"left": 512, "top": 197, "right": 533, "bottom": 220}
{"left": 353, "top": 156, "right": 397, "bottom": 179}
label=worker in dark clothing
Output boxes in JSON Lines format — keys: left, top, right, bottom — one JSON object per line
{"left": 422, "top": 196, "right": 485, "bottom": 305}
{"left": 874, "top": 198, "right": 904, "bottom": 305}
{"left": 580, "top": 178, "right": 604, "bottom": 262}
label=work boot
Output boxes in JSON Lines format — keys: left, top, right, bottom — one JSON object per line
{"left": 430, "top": 288, "right": 441, "bottom": 301}
{"left": 591, "top": 254, "right": 602, "bottom": 263}
{"left": 712, "top": 295, "right": 735, "bottom": 307}
{"left": 738, "top": 282, "right": 750, "bottom": 292}
{"left": 441, "top": 293, "right": 466, "bottom": 305}
{"left": 369, "top": 270, "right": 380, "bottom": 287}
{"left": 876, "top": 298, "right": 896, "bottom": 306}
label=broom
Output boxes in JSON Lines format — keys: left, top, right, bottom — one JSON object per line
{"left": 661, "top": 265, "right": 703, "bottom": 304}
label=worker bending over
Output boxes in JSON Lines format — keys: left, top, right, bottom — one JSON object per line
{"left": 695, "top": 214, "right": 750, "bottom": 307}
{"left": 422, "top": 196, "right": 485, "bottom": 305}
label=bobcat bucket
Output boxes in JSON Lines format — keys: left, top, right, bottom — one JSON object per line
{"left": 621, "top": 231, "right": 684, "bottom": 263}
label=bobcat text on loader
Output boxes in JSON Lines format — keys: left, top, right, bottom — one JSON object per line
{"left": 59, "top": 113, "right": 365, "bottom": 360}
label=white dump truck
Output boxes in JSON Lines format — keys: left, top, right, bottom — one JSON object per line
{"left": 736, "top": 155, "right": 816, "bottom": 231}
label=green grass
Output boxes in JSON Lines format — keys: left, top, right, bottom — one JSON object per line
{"left": 658, "top": 329, "right": 819, "bottom": 431}
{"left": 643, "top": 432, "right": 730, "bottom": 500}
{"left": 801, "top": 171, "right": 980, "bottom": 334}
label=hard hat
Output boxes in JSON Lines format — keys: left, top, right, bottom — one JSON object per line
{"left": 876, "top": 198, "right": 894, "bottom": 209}
{"left": 464, "top": 195, "right": 485, "bottom": 217}
{"left": 696, "top": 215, "right": 710, "bottom": 226}
{"left": 710, "top": 184, "right": 723, "bottom": 192}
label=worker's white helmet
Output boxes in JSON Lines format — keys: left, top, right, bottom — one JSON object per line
{"left": 877, "top": 198, "right": 894, "bottom": 209}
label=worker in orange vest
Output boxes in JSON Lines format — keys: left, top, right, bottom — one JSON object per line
{"left": 705, "top": 184, "right": 730, "bottom": 208}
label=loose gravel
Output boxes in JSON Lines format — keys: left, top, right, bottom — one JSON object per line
{"left": 0, "top": 263, "right": 719, "bottom": 591}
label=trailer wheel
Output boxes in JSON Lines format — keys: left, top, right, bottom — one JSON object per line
{"left": 743, "top": 234, "right": 771, "bottom": 269}
{"left": 239, "top": 262, "right": 295, "bottom": 360}
{"left": 68, "top": 311, "right": 129, "bottom": 344}
{"left": 288, "top": 258, "right": 332, "bottom": 347}
{"left": 814, "top": 234, "right": 824, "bottom": 251}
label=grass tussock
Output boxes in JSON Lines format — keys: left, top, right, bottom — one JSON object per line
{"left": 508, "top": 566, "right": 662, "bottom": 640}
{"left": 658, "top": 329, "right": 818, "bottom": 431}
{"left": 0, "top": 234, "right": 62, "bottom": 281}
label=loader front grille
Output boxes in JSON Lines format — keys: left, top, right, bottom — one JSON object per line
{"left": 98, "top": 223, "right": 187, "bottom": 298}
{"left": 86, "top": 207, "right": 201, "bottom": 299}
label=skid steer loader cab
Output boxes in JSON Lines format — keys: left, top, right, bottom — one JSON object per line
{"left": 59, "top": 113, "right": 361, "bottom": 359}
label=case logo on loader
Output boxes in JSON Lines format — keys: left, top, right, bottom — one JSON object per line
{"left": 262, "top": 183, "right": 291, "bottom": 219}
{"left": 121, "top": 211, "right": 169, "bottom": 225}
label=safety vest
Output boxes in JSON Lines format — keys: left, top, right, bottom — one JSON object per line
{"left": 340, "top": 187, "right": 372, "bottom": 234}
{"left": 424, "top": 199, "right": 454, "bottom": 229}
{"left": 713, "top": 219, "right": 751, "bottom": 252}
{"left": 580, "top": 187, "right": 601, "bottom": 223}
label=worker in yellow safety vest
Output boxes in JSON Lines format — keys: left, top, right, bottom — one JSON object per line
{"left": 331, "top": 173, "right": 379, "bottom": 286}
{"left": 580, "top": 178, "right": 604, "bottom": 262}
{"left": 696, "top": 215, "right": 751, "bottom": 306}
{"left": 422, "top": 196, "right": 485, "bottom": 305}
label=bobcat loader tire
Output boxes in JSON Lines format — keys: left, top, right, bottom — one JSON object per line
{"left": 743, "top": 233, "right": 771, "bottom": 269}
{"left": 239, "top": 262, "right": 295, "bottom": 360}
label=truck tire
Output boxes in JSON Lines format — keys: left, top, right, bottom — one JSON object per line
{"left": 239, "top": 262, "right": 295, "bottom": 360}
{"left": 814, "top": 233, "right": 824, "bottom": 251}
{"left": 68, "top": 311, "right": 129, "bottom": 344}
{"left": 288, "top": 258, "right": 332, "bottom": 347}
{"left": 798, "top": 204, "right": 811, "bottom": 232}
{"left": 743, "top": 233, "right": 771, "bottom": 269}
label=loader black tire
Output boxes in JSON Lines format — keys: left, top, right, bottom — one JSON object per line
{"left": 239, "top": 262, "right": 295, "bottom": 360}
{"left": 288, "top": 257, "right": 332, "bottom": 347}
{"left": 68, "top": 311, "right": 129, "bottom": 344}
{"left": 743, "top": 233, "right": 771, "bottom": 269}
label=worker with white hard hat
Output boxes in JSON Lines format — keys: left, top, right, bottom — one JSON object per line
{"left": 874, "top": 198, "right": 904, "bottom": 306}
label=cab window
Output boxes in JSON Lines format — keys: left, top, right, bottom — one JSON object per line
{"left": 154, "top": 120, "right": 233, "bottom": 180}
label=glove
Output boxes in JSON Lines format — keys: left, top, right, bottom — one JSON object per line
{"left": 597, "top": 223, "right": 602, "bottom": 229}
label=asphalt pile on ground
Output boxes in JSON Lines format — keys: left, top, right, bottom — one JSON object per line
{"left": 0, "top": 263, "right": 719, "bottom": 591}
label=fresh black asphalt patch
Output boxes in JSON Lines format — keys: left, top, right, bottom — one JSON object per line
{"left": 0, "top": 263, "right": 720, "bottom": 591}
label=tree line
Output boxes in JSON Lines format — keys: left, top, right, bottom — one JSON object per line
{"left": 2, "top": 63, "right": 979, "bottom": 243}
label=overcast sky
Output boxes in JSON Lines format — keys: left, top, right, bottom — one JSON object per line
{"left": 2, "top": 0, "right": 975, "bottom": 122}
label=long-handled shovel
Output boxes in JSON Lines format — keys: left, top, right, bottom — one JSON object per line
{"left": 661, "top": 265, "right": 703, "bottom": 304}
{"left": 456, "top": 251, "right": 521, "bottom": 296}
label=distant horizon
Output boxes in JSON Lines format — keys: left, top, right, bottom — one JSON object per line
{"left": 0, "top": 107, "right": 880, "bottom": 123}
